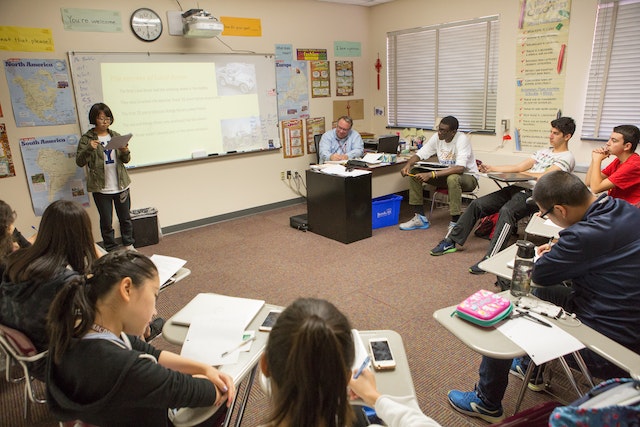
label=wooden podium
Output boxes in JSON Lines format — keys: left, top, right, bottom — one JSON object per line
{"left": 306, "top": 170, "right": 372, "bottom": 244}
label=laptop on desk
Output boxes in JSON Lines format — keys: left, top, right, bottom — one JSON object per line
{"left": 377, "top": 135, "right": 400, "bottom": 154}
{"left": 487, "top": 172, "right": 533, "bottom": 182}
{"left": 415, "top": 161, "right": 448, "bottom": 170}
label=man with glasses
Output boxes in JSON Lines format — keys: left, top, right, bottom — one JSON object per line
{"left": 447, "top": 171, "right": 640, "bottom": 423}
{"left": 430, "top": 117, "right": 576, "bottom": 275}
{"left": 318, "top": 116, "right": 364, "bottom": 164}
{"left": 399, "top": 116, "right": 479, "bottom": 231}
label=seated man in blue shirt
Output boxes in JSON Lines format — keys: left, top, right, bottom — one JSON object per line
{"left": 447, "top": 171, "right": 640, "bottom": 423}
{"left": 318, "top": 116, "right": 364, "bottom": 163}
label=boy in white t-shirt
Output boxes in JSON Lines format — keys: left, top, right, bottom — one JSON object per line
{"left": 430, "top": 117, "right": 576, "bottom": 275}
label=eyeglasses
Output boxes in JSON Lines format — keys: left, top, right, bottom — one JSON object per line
{"left": 539, "top": 205, "right": 555, "bottom": 219}
{"left": 96, "top": 116, "right": 112, "bottom": 123}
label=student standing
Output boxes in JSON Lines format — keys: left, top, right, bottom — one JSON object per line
{"left": 76, "top": 103, "right": 134, "bottom": 251}
{"left": 585, "top": 124, "right": 640, "bottom": 205}
{"left": 46, "top": 251, "right": 235, "bottom": 427}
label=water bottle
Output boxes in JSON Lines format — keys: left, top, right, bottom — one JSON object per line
{"left": 510, "top": 240, "right": 535, "bottom": 297}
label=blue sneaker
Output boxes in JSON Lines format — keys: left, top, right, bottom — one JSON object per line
{"left": 510, "top": 358, "right": 547, "bottom": 392}
{"left": 399, "top": 214, "right": 430, "bottom": 230}
{"left": 448, "top": 388, "right": 505, "bottom": 423}
{"left": 430, "top": 238, "right": 456, "bottom": 256}
{"left": 468, "top": 258, "right": 487, "bottom": 275}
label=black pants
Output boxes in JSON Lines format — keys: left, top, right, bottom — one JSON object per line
{"left": 93, "top": 189, "right": 134, "bottom": 251}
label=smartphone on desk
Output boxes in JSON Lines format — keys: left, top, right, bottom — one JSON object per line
{"left": 368, "top": 338, "right": 396, "bottom": 371}
{"left": 259, "top": 310, "right": 282, "bottom": 332}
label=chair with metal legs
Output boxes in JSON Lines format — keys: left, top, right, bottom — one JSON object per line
{"left": 0, "top": 323, "right": 48, "bottom": 420}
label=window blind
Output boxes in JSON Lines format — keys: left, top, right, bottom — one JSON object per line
{"left": 582, "top": 0, "right": 640, "bottom": 140}
{"left": 387, "top": 16, "right": 499, "bottom": 132}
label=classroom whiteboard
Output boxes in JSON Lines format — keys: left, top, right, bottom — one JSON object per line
{"left": 68, "top": 52, "right": 280, "bottom": 168}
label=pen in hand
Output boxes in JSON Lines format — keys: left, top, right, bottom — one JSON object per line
{"left": 353, "top": 356, "right": 371, "bottom": 379}
{"left": 220, "top": 336, "right": 256, "bottom": 357}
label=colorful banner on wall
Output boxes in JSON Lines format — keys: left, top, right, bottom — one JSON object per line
{"left": 0, "top": 26, "right": 54, "bottom": 52}
{"left": 514, "top": 0, "right": 571, "bottom": 151}
{"left": 0, "top": 123, "right": 16, "bottom": 178}
{"left": 280, "top": 119, "right": 304, "bottom": 158}
{"left": 310, "top": 61, "right": 330, "bottom": 98}
{"left": 335, "top": 61, "right": 354, "bottom": 97}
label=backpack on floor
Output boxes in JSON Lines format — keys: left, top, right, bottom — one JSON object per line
{"left": 474, "top": 213, "right": 499, "bottom": 239}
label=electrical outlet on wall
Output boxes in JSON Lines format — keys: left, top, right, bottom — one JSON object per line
{"left": 501, "top": 119, "right": 510, "bottom": 132}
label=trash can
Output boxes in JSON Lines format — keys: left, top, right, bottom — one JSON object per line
{"left": 131, "top": 207, "right": 160, "bottom": 248}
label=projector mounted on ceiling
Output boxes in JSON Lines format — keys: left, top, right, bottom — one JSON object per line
{"left": 182, "top": 9, "right": 224, "bottom": 38}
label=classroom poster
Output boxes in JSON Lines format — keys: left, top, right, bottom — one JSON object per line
{"left": 19, "top": 134, "right": 90, "bottom": 215}
{"left": 276, "top": 60, "right": 310, "bottom": 121}
{"left": 335, "top": 61, "right": 354, "bottom": 97}
{"left": 514, "top": 0, "right": 571, "bottom": 151}
{"left": 0, "top": 124, "right": 16, "bottom": 178}
{"left": 0, "top": 26, "right": 55, "bottom": 52}
{"left": 280, "top": 119, "right": 304, "bottom": 158}
{"left": 305, "top": 117, "right": 326, "bottom": 154}
{"left": 310, "top": 61, "right": 330, "bottom": 98}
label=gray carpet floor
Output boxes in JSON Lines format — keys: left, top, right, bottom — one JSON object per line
{"left": 1, "top": 197, "right": 585, "bottom": 426}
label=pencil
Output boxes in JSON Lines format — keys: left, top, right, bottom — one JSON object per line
{"left": 220, "top": 336, "right": 256, "bottom": 357}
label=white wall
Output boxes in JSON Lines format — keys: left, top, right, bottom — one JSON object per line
{"left": 0, "top": 0, "right": 603, "bottom": 239}
{"left": 369, "top": 0, "right": 599, "bottom": 164}
{"left": 0, "top": 0, "right": 371, "bottom": 238}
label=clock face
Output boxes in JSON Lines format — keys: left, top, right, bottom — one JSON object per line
{"left": 130, "top": 8, "right": 163, "bottom": 42}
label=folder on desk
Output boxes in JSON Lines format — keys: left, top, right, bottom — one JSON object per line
{"left": 171, "top": 293, "right": 265, "bottom": 327}
{"left": 150, "top": 254, "right": 187, "bottom": 289}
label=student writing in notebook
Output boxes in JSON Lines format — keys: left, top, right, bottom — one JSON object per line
{"left": 46, "top": 250, "right": 235, "bottom": 426}
{"left": 430, "top": 117, "right": 576, "bottom": 275}
{"left": 448, "top": 171, "right": 640, "bottom": 423}
{"left": 258, "top": 297, "right": 440, "bottom": 427}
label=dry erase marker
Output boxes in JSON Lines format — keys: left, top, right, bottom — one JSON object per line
{"left": 353, "top": 356, "right": 371, "bottom": 379}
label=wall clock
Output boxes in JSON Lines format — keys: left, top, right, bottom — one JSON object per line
{"left": 130, "top": 8, "right": 163, "bottom": 42}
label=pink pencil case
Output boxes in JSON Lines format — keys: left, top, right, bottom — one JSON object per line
{"left": 455, "top": 289, "right": 513, "bottom": 327}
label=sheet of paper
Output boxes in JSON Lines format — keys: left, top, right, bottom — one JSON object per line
{"left": 320, "top": 164, "right": 371, "bottom": 177}
{"left": 105, "top": 133, "right": 132, "bottom": 150}
{"left": 543, "top": 218, "right": 563, "bottom": 229}
{"left": 362, "top": 153, "right": 383, "bottom": 164}
{"left": 150, "top": 254, "right": 187, "bottom": 287}
{"left": 352, "top": 329, "right": 369, "bottom": 371}
{"left": 180, "top": 314, "right": 248, "bottom": 365}
{"left": 497, "top": 314, "right": 584, "bottom": 365}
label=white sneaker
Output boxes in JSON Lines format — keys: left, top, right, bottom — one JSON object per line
{"left": 399, "top": 214, "right": 430, "bottom": 230}
{"left": 125, "top": 245, "right": 137, "bottom": 251}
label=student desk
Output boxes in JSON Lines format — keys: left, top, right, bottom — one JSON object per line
{"left": 164, "top": 303, "right": 282, "bottom": 427}
{"left": 478, "top": 244, "right": 517, "bottom": 280}
{"left": 524, "top": 214, "right": 562, "bottom": 240}
{"left": 164, "top": 307, "right": 418, "bottom": 425}
{"left": 433, "top": 292, "right": 640, "bottom": 414}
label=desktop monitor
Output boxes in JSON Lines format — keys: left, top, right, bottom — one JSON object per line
{"left": 377, "top": 135, "right": 400, "bottom": 154}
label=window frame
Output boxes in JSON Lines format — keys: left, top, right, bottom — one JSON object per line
{"left": 387, "top": 15, "right": 499, "bottom": 133}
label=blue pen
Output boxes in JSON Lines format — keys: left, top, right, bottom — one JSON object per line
{"left": 353, "top": 356, "right": 371, "bottom": 379}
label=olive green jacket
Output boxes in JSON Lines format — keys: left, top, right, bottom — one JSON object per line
{"left": 76, "top": 128, "right": 131, "bottom": 193}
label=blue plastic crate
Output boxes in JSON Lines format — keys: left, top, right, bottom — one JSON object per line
{"left": 372, "top": 194, "right": 403, "bottom": 229}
